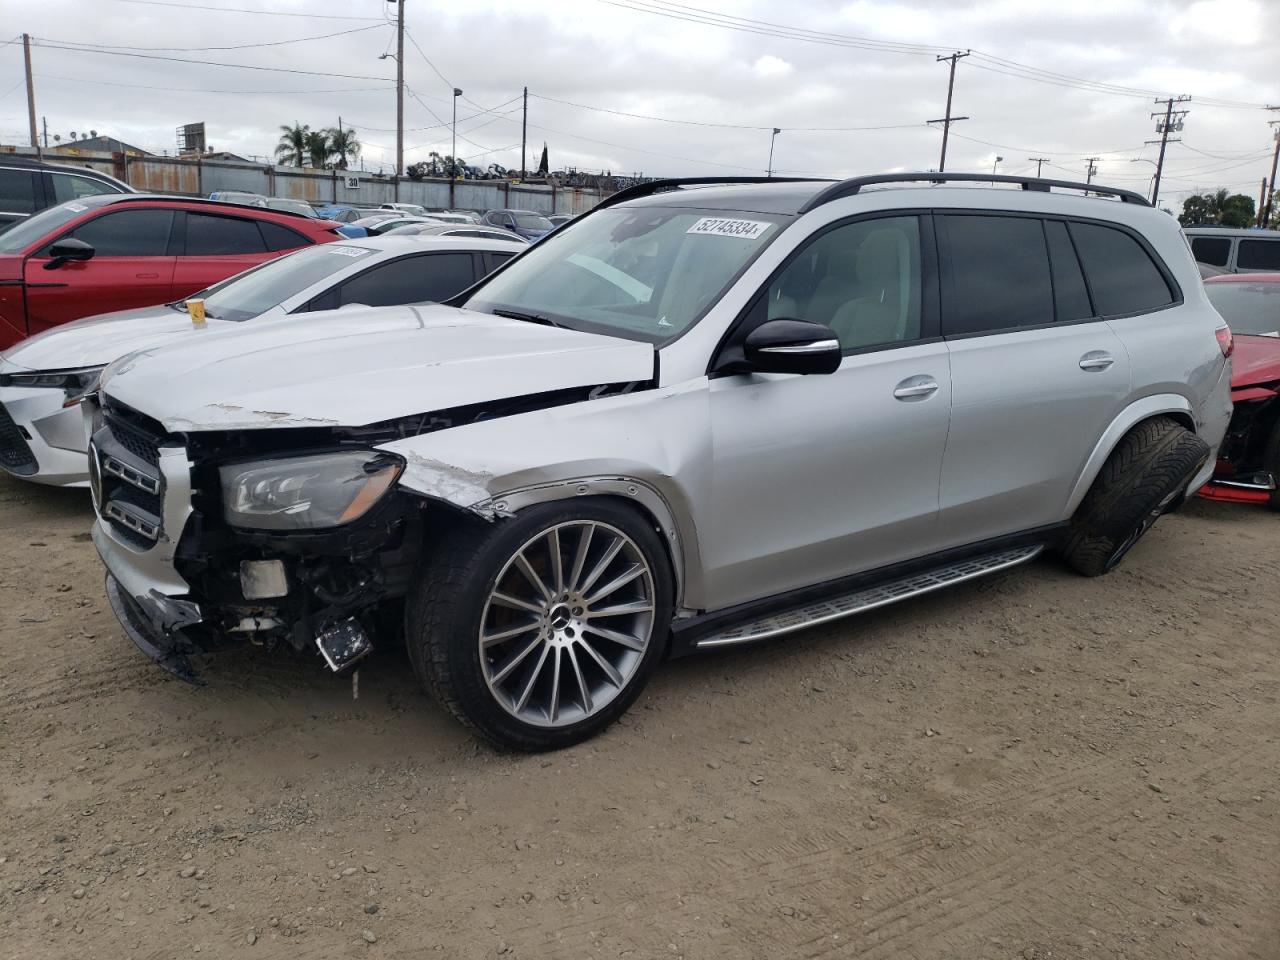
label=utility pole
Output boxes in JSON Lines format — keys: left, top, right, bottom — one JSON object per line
{"left": 42, "top": 116, "right": 49, "bottom": 149}
{"left": 23, "top": 34, "right": 38, "bottom": 150}
{"left": 1084, "top": 158, "right": 1100, "bottom": 184}
{"left": 928, "top": 50, "right": 970, "bottom": 173}
{"left": 766, "top": 127, "right": 781, "bottom": 177}
{"left": 1262, "top": 112, "right": 1279, "bottom": 228}
{"left": 450, "top": 87, "right": 462, "bottom": 208}
{"left": 391, "top": 0, "right": 404, "bottom": 199}
{"left": 520, "top": 86, "right": 528, "bottom": 181}
{"left": 1028, "top": 157, "right": 1050, "bottom": 178}
{"left": 1148, "top": 95, "right": 1190, "bottom": 207}
{"left": 1259, "top": 178, "right": 1270, "bottom": 228}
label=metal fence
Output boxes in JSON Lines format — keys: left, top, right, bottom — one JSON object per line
{"left": 12, "top": 148, "right": 614, "bottom": 215}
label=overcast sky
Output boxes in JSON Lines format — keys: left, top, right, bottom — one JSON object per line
{"left": 1, "top": 0, "right": 1277, "bottom": 211}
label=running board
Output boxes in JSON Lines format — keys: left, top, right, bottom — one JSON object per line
{"left": 696, "top": 545, "right": 1043, "bottom": 649}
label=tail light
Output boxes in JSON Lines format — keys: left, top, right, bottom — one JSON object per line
{"left": 1215, "top": 323, "right": 1234, "bottom": 358}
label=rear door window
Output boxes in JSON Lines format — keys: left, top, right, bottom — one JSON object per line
{"left": 1190, "top": 236, "right": 1231, "bottom": 267}
{"left": 61, "top": 208, "right": 175, "bottom": 256}
{"left": 939, "top": 214, "right": 1054, "bottom": 335}
{"left": 1044, "top": 220, "right": 1094, "bottom": 322}
{"left": 1237, "top": 239, "right": 1280, "bottom": 271}
{"left": 184, "top": 212, "right": 268, "bottom": 255}
{"left": 49, "top": 172, "right": 120, "bottom": 202}
{"left": 1069, "top": 222, "right": 1175, "bottom": 316}
{"left": 335, "top": 253, "right": 477, "bottom": 307}
{"left": 0, "top": 168, "right": 38, "bottom": 215}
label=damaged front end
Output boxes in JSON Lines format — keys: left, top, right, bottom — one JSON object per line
{"left": 93, "top": 380, "right": 650, "bottom": 682}
{"left": 1200, "top": 381, "right": 1280, "bottom": 505}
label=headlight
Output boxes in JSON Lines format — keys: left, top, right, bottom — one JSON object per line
{"left": 220, "top": 451, "right": 404, "bottom": 530}
{"left": 0, "top": 366, "right": 105, "bottom": 407}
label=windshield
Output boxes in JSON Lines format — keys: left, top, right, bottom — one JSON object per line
{"left": 0, "top": 201, "right": 96, "bottom": 253}
{"left": 200, "top": 243, "right": 375, "bottom": 321}
{"left": 514, "top": 213, "right": 553, "bottom": 230}
{"left": 465, "top": 206, "right": 787, "bottom": 343}
{"left": 1205, "top": 282, "right": 1280, "bottom": 337}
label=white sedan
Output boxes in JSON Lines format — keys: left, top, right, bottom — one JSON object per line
{"left": 0, "top": 235, "right": 520, "bottom": 487}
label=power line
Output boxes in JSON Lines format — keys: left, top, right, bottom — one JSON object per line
{"left": 36, "top": 23, "right": 387, "bottom": 53}
{"left": 30, "top": 41, "right": 393, "bottom": 82}
{"left": 97, "top": 0, "right": 385, "bottom": 20}
{"left": 36, "top": 72, "right": 391, "bottom": 95}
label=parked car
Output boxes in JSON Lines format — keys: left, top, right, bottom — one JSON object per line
{"left": 482, "top": 208, "right": 554, "bottom": 241}
{"left": 421, "top": 213, "right": 474, "bottom": 225}
{"left": 265, "top": 197, "right": 320, "bottom": 218}
{"left": 354, "top": 215, "right": 444, "bottom": 236}
{"left": 315, "top": 204, "right": 383, "bottom": 224}
{"left": 547, "top": 214, "right": 573, "bottom": 227}
{"left": 209, "top": 190, "right": 268, "bottom": 207}
{"left": 383, "top": 223, "right": 528, "bottom": 243}
{"left": 0, "top": 236, "right": 519, "bottom": 487}
{"left": 0, "top": 194, "right": 342, "bottom": 348}
{"left": 88, "top": 173, "right": 1230, "bottom": 750}
{"left": 0, "top": 155, "right": 133, "bottom": 232}
{"left": 1197, "top": 272, "right": 1280, "bottom": 506}
{"left": 379, "top": 202, "right": 429, "bottom": 217}
{"left": 1186, "top": 227, "right": 1280, "bottom": 274}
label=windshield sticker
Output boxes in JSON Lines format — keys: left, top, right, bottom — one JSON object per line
{"left": 327, "top": 245, "right": 372, "bottom": 258}
{"left": 65, "top": 202, "right": 88, "bottom": 213}
{"left": 686, "top": 217, "right": 772, "bottom": 240}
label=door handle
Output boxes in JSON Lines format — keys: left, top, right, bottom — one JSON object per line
{"left": 1079, "top": 351, "right": 1115, "bottom": 372}
{"left": 893, "top": 376, "right": 939, "bottom": 401}
{"left": 135, "top": 272, "right": 160, "bottom": 279}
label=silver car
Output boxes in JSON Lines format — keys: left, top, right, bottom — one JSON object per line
{"left": 0, "top": 236, "right": 518, "bottom": 486}
{"left": 88, "top": 173, "right": 1232, "bottom": 750}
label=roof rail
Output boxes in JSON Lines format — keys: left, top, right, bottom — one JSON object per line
{"left": 596, "top": 175, "right": 830, "bottom": 211}
{"left": 797, "top": 172, "right": 1151, "bottom": 213}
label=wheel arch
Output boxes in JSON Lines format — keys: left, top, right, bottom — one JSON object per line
{"left": 1064, "top": 394, "right": 1198, "bottom": 518}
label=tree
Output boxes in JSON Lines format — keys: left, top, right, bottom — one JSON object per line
{"left": 275, "top": 123, "right": 309, "bottom": 167}
{"left": 304, "top": 130, "right": 330, "bottom": 168}
{"left": 327, "top": 126, "right": 361, "bottom": 170}
{"left": 1179, "top": 188, "right": 1255, "bottom": 228}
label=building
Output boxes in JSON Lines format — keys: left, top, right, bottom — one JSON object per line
{"left": 49, "top": 136, "right": 150, "bottom": 157}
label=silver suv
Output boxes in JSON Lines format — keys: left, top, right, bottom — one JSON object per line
{"left": 88, "top": 173, "right": 1233, "bottom": 750}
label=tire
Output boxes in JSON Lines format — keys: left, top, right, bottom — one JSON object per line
{"left": 406, "top": 499, "right": 674, "bottom": 751}
{"left": 1061, "top": 416, "right": 1210, "bottom": 577}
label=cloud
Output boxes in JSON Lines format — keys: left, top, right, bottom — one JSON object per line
{"left": 752, "top": 54, "right": 793, "bottom": 78}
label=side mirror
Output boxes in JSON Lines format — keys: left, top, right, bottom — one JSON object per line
{"left": 44, "top": 238, "right": 95, "bottom": 270}
{"left": 742, "top": 319, "right": 842, "bottom": 375}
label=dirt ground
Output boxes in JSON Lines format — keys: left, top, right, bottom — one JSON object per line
{"left": 1, "top": 470, "right": 1277, "bottom": 960}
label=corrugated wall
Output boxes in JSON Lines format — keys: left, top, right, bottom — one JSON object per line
{"left": 29, "top": 149, "right": 613, "bottom": 214}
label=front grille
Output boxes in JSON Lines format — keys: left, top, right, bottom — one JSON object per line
{"left": 0, "top": 401, "right": 37, "bottom": 475}
{"left": 96, "top": 405, "right": 169, "bottom": 545}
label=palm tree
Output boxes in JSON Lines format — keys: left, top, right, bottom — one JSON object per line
{"left": 327, "top": 126, "right": 361, "bottom": 170}
{"left": 304, "top": 130, "right": 330, "bottom": 168}
{"left": 275, "top": 123, "right": 309, "bottom": 166}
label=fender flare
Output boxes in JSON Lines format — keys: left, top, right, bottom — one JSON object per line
{"left": 471, "top": 476, "right": 695, "bottom": 609}
{"left": 1063, "top": 394, "right": 1196, "bottom": 517}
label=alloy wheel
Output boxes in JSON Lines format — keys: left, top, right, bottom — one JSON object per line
{"left": 479, "top": 520, "right": 656, "bottom": 728}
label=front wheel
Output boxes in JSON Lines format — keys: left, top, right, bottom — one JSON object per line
{"left": 406, "top": 500, "right": 673, "bottom": 750}
{"left": 1061, "top": 416, "right": 1209, "bottom": 577}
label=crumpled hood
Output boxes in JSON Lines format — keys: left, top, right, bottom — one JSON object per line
{"left": 1, "top": 305, "right": 238, "bottom": 371}
{"left": 101, "top": 303, "right": 655, "bottom": 432}
{"left": 1231, "top": 334, "right": 1280, "bottom": 390}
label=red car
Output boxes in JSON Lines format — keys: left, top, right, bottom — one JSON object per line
{"left": 1200, "top": 272, "right": 1280, "bottom": 506}
{"left": 0, "top": 195, "right": 342, "bottom": 349}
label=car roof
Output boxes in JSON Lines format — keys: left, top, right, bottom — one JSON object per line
{"left": 57, "top": 192, "right": 329, "bottom": 222}
{"left": 1204, "top": 272, "right": 1280, "bottom": 284}
{"left": 333, "top": 234, "right": 523, "bottom": 254}
{"left": 491, "top": 208, "right": 550, "bottom": 216}
{"left": 1184, "top": 227, "right": 1280, "bottom": 238}
{"left": 617, "top": 180, "right": 831, "bottom": 214}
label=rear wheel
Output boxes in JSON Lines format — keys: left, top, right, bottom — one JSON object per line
{"left": 1061, "top": 416, "right": 1209, "bottom": 577}
{"left": 406, "top": 500, "right": 673, "bottom": 750}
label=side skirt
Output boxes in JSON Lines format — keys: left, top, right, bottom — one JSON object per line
{"left": 668, "top": 526, "right": 1064, "bottom": 658}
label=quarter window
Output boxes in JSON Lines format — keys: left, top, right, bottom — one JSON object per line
{"left": 941, "top": 214, "right": 1054, "bottom": 335}
{"left": 1069, "top": 222, "right": 1174, "bottom": 316}
{"left": 1237, "top": 239, "right": 1280, "bottom": 271}
{"left": 185, "top": 212, "right": 268, "bottom": 255}
{"left": 259, "top": 221, "right": 311, "bottom": 252}
{"left": 336, "top": 253, "right": 476, "bottom": 307}
{"left": 764, "top": 216, "right": 922, "bottom": 351}
{"left": 1190, "top": 236, "right": 1231, "bottom": 267}
{"left": 49, "top": 172, "right": 119, "bottom": 203}
{"left": 63, "top": 209, "right": 174, "bottom": 256}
